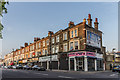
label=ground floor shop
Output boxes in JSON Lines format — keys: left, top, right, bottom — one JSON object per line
{"left": 39, "top": 55, "right": 58, "bottom": 70}
{"left": 68, "top": 51, "right": 104, "bottom": 71}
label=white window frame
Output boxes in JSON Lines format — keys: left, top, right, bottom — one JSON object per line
{"left": 63, "top": 43, "right": 67, "bottom": 52}
{"left": 55, "top": 45, "right": 59, "bottom": 53}
{"left": 38, "top": 42, "right": 41, "bottom": 48}
{"left": 52, "top": 37, "right": 55, "bottom": 44}
{"left": 43, "top": 40, "right": 45, "bottom": 47}
{"left": 75, "top": 29, "right": 77, "bottom": 37}
{"left": 46, "top": 39, "right": 49, "bottom": 45}
{"left": 63, "top": 32, "right": 67, "bottom": 40}
{"left": 56, "top": 35, "right": 59, "bottom": 42}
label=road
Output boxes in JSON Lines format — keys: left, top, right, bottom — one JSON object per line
{"left": 1, "top": 68, "right": 120, "bottom": 80}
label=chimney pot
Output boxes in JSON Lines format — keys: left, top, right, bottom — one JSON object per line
{"left": 95, "top": 18, "right": 98, "bottom": 22}
{"left": 94, "top": 18, "right": 99, "bottom": 30}
{"left": 83, "top": 18, "right": 86, "bottom": 23}
{"left": 24, "top": 43, "right": 28, "bottom": 47}
{"left": 88, "top": 14, "right": 91, "bottom": 19}
{"left": 69, "top": 21, "right": 74, "bottom": 27}
{"left": 87, "top": 14, "right": 92, "bottom": 27}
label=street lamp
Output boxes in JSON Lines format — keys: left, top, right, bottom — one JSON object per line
{"left": 112, "top": 48, "right": 116, "bottom": 66}
{"left": 49, "top": 31, "right": 52, "bottom": 71}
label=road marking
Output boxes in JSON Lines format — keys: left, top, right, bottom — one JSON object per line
{"left": 35, "top": 73, "right": 42, "bottom": 74}
{"left": 110, "top": 73, "right": 119, "bottom": 76}
{"left": 58, "top": 76, "right": 72, "bottom": 78}
{"left": 35, "top": 73, "right": 48, "bottom": 76}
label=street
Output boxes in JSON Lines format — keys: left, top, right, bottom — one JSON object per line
{"left": 1, "top": 68, "right": 120, "bottom": 80}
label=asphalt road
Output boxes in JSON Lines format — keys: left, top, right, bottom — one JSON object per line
{"left": 1, "top": 68, "right": 120, "bottom": 80}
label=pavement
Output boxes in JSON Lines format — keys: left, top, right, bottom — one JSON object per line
{"left": 1, "top": 68, "right": 120, "bottom": 80}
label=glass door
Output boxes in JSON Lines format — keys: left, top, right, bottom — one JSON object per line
{"left": 76, "top": 57, "right": 83, "bottom": 71}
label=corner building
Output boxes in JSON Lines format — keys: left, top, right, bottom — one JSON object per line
{"left": 38, "top": 14, "right": 104, "bottom": 71}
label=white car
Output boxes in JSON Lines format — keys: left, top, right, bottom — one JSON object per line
{"left": 12, "top": 66, "right": 16, "bottom": 69}
{"left": 4, "top": 66, "right": 8, "bottom": 69}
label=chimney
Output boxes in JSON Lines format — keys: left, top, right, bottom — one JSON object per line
{"left": 20, "top": 46, "right": 24, "bottom": 49}
{"left": 87, "top": 14, "right": 92, "bottom": 27}
{"left": 36, "top": 37, "right": 40, "bottom": 41}
{"left": 69, "top": 21, "right": 74, "bottom": 27}
{"left": 48, "top": 31, "right": 54, "bottom": 36}
{"left": 83, "top": 18, "right": 86, "bottom": 25}
{"left": 34, "top": 37, "right": 37, "bottom": 42}
{"left": 94, "top": 18, "right": 99, "bottom": 30}
{"left": 24, "top": 43, "right": 28, "bottom": 47}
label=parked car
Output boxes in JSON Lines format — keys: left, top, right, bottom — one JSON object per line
{"left": 112, "top": 66, "right": 120, "bottom": 72}
{"left": 16, "top": 64, "right": 23, "bottom": 69}
{"left": 23, "top": 65, "right": 30, "bottom": 70}
{"left": 12, "top": 66, "right": 16, "bottom": 69}
{"left": 32, "top": 65, "right": 46, "bottom": 71}
{"left": 3, "top": 66, "right": 8, "bottom": 69}
{"left": 8, "top": 66, "right": 13, "bottom": 69}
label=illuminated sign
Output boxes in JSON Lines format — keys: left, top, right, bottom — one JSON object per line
{"left": 68, "top": 52, "right": 95, "bottom": 57}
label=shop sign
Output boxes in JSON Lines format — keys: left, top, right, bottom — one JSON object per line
{"left": 96, "top": 53, "right": 103, "bottom": 58}
{"left": 39, "top": 55, "right": 58, "bottom": 62}
{"left": 68, "top": 52, "right": 95, "bottom": 57}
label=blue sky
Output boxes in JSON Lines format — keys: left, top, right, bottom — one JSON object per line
{"left": 2, "top": 2, "right": 118, "bottom": 57}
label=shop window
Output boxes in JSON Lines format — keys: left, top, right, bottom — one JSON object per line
{"left": 70, "top": 42, "right": 74, "bottom": 50}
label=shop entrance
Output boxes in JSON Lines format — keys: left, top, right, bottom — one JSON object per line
{"left": 88, "top": 58, "right": 95, "bottom": 71}
{"left": 70, "top": 58, "right": 74, "bottom": 70}
{"left": 76, "top": 57, "right": 84, "bottom": 71}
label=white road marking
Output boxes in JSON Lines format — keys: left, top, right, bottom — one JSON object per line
{"left": 58, "top": 76, "right": 72, "bottom": 78}
{"left": 35, "top": 73, "right": 48, "bottom": 76}
{"left": 35, "top": 73, "right": 42, "bottom": 74}
{"left": 110, "top": 73, "right": 119, "bottom": 76}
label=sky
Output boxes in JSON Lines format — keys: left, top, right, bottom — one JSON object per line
{"left": 1, "top": 2, "right": 118, "bottom": 58}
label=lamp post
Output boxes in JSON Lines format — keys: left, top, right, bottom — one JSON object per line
{"left": 49, "top": 31, "right": 52, "bottom": 71}
{"left": 112, "top": 48, "right": 116, "bottom": 66}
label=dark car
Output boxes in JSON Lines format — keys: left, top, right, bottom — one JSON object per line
{"left": 7, "top": 66, "right": 13, "bottom": 69}
{"left": 112, "top": 66, "right": 120, "bottom": 72}
{"left": 32, "top": 65, "right": 46, "bottom": 71}
{"left": 23, "top": 65, "right": 30, "bottom": 70}
{"left": 16, "top": 64, "right": 23, "bottom": 69}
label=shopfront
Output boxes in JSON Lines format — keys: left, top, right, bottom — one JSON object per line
{"left": 68, "top": 51, "right": 103, "bottom": 71}
{"left": 39, "top": 55, "right": 58, "bottom": 69}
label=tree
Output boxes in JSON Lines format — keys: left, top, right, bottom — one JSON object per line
{"left": 0, "top": 0, "right": 9, "bottom": 39}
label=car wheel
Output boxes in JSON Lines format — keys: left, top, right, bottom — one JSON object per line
{"left": 112, "top": 70, "right": 115, "bottom": 72}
